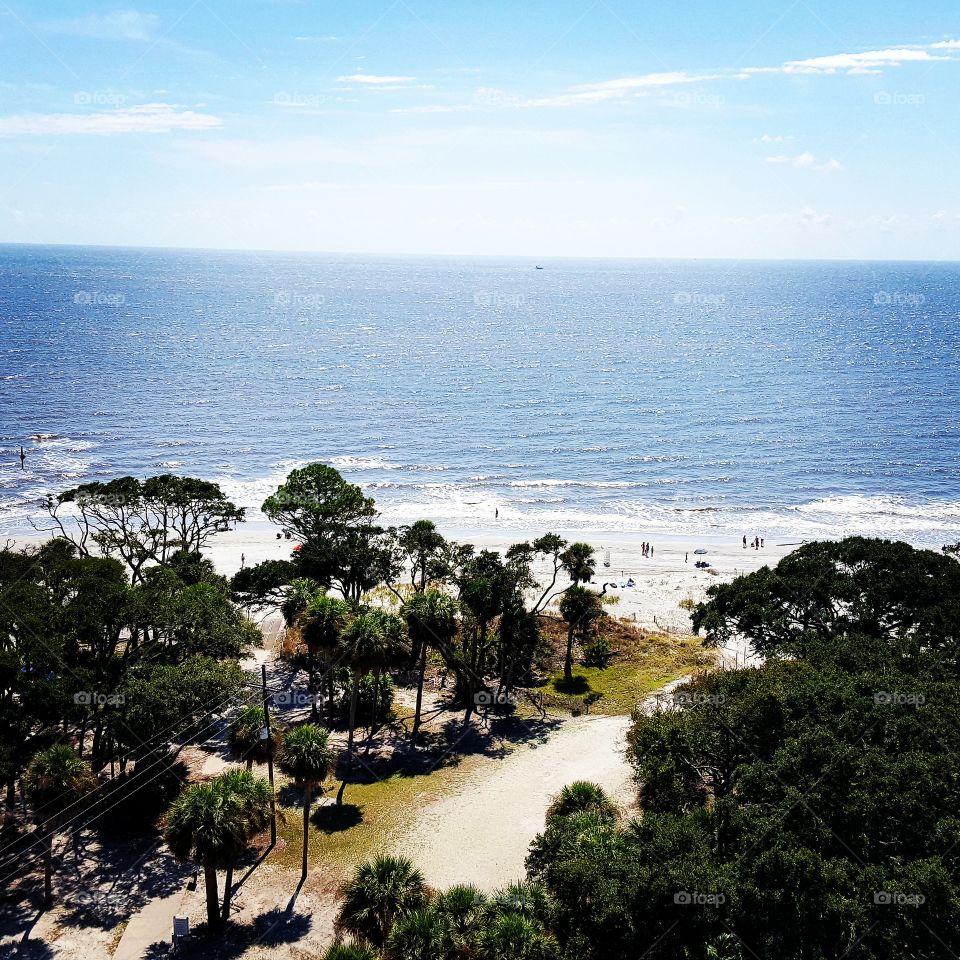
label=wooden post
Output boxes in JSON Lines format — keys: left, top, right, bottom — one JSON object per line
{"left": 261, "top": 664, "right": 277, "bottom": 846}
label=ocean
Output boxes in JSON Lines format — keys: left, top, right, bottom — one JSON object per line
{"left": 1, "top": 244, "right": 958, "bottom": 546}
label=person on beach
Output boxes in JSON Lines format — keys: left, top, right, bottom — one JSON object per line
{"left": 761, "top": 537, "right": 765, "bottom": 548}
{"left": 240, "top": 552, "right": 245, "bottom": 568}
{"left": 650, "top": 545, "right": 654, "bottom": 557}
{"left": 743, "top": 535, "right": 747, "bottom": 548}
{"left": 19, "top": 446, "right": 26, "bottom": 469}
{"left": 495, "top": 508, "right": 498, "bottom": 519}
{"left": 685, "top": 552, "right": 688, "bottom": 563}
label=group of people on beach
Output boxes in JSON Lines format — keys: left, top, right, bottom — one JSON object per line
{"left": 744, "top": 535, "right": 764, "bottom": 549}
{"left": 641, "top": 541, "right": 654, "bottom": 557}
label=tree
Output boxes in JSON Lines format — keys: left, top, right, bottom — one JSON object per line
{"left": 477, "top": 913, "right": 559, "bottom": 960}
{"left": 228, "top": 704, "right": 284, "bottom": 770}
{"left": 402, "top": 589, "right": 457, "bottom": 743}
{"left": 337, "top": 855, "right": 428, "bottom": 948}
{"left": 24, "top": 745, "right": 97, "bottom": 904}
{"left": 692, "top": 536, "right": 960, "bottom": 666}
{"left": 299, "top": 594, "right": 351, "bottom": 719}
{"left": 385, "top": 908, "right": 451, "bottom": 960}
{"left": 164, "top": 769, "right": 272, "bottom": 929}
{"left": 338, "top": 611, "right": 407, "bottom": 777}
{"left": 397, "top": 520, "right": 451, "bottom": 591}
{"left": 230, "top": 559, "right": 299, "bottom": 612}
{"left": 278, "top": 724, "right": 335, "bottom": 879}
{"left": 561, "top": 542, "right": 595, "bottom": 586}
{"left": 44, "top": 475, "right": 244, "bottom": 582}
{"left": 545, "top": 781, "right": 618, "bottom": 822}
{"left": 558, "top": 586, "right": 601, "bottom": 682}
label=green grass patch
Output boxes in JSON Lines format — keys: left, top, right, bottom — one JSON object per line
{"left": 547, "top": 633, "right": 713, "bottom": 715}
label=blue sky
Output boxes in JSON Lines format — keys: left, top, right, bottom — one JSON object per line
{"left": 1, "top": 1, "right": 959, "bottom": 258}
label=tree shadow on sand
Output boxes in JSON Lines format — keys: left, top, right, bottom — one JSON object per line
{"left": 140, "top": 907, "right": 312, "bottom": 960}
{"left": 312, "top": 801, "right": 362, "bottom": 833}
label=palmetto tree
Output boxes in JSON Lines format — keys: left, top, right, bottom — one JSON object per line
{"left": 431, "top": 883, "right": 488, "bottom": 950}
{"left": 228, "top": 704, "right": 284, "bottom": 770}
{"left": 402, "top": 589, "right": 457, "bottom": 744}
{"left": 278, "top": 723, "right": 335, "bottom": 879}
{"left": 558, "top": 585, "right": 601, "bottom": 683}
{"left": 323, "top": 944, "right": 379, "bottom": 960}
{"left": 337, "top": 854, "right": 428, "bottom": 948}
{"left": 338, "top": 611, "right": 407, "bottom": 770}
{"left": 477, "top": 912, "right": 559, "bottom": 959}
{"left": 385, "top": 907, "right": 451, "bottom": 959}
{"left": 24, "top": 744, "right": 97, "bottom": 905}
{"left": 299, "top": 593, "right": 351, "bottom": 719}
{"left": 560, "top": 542, "right": 595, "bottom": 585}
{"left": 545, "top": 781, "right": 618, "bottom": 823}
{"left": 164, "top": 769, "right": 272, "bottom": 928}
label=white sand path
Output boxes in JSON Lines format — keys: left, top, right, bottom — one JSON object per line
{"left": 391, "top": 713, "right": 636, "bottom": 892}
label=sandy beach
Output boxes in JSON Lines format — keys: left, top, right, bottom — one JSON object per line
{"left": 186, "top": 520, "right": 795, "bottom": 646}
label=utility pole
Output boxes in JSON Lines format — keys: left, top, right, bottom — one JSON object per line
{"left": 261, "top": 664, "right": 277, "bottom": 846}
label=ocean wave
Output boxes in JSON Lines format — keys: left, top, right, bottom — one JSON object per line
{"left": 329, "top": 455, "right": 400, "bottom": 471}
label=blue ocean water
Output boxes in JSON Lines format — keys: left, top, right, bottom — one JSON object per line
{"left": 1, "top": 244, "right": 958, "bottom": 545}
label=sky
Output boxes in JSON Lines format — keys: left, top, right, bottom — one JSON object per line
{"left": 1, "top": 1, "right": 959, "bottom": 259}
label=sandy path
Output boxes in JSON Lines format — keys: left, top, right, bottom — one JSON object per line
{"left": 391, "top": 714, "right": 635, "bottom": 891}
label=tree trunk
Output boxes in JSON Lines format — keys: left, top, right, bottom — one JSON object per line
{"left": 221, "top": 864, "right": 234, "bottom": 921}
{"left": 564, "top": 623, "right": 575, "bottom": 683}
{"left": 301, "top": 779, "right": 312, "bottom": 879}
{"left": 411, "top": 641, "right": 427, "bottom": 744}
{"left": 203, "top": 861, "right": 220, "bottom": 929}
{"left": 346, "top": 674, "right": 359, "bottom": 771}
{"left": 43, "top": 827, "right": 53, "bottom": 905}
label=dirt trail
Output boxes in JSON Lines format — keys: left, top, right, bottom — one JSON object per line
{"left": 392, "top": 713, "right": 635, "bottom": 891}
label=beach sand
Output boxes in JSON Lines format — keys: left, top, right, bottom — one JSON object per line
{"left": 196, "top": 521, "right": 794, "bottom": 650}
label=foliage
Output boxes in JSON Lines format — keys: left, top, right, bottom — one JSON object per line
{"left": 530, "top": 538, "right": 960, "bottom": 959}
{"left": 337, "top": 854, "right": 428, "bottom": 947}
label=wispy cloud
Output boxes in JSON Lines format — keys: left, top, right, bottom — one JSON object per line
{"left": 744, "top": 46, "right": 950, "bottom": 76}
{"left": 337, "top": 74, "right": 416, "bottom": 85}
{"left": 766, "top": 151, "right": 843, "bottom": 172}
{"left": 529, "top": 72, "right": 721, "bottom": 107}
{"left": 0, "top": 104, "right": 222, "bottom": 136}
{"left": 41, "top": 10, "right": 160, "bottom": 42}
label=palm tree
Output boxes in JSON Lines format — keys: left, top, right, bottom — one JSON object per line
{"left": 24, "top": 745, "right": 97, "bottom": 905}
{"left": 213, "top": 769, "right": 273, "bottom": 919}
{"left": 385, "top": 907, "right": 451, "bottom": 959}
{"left": 431, "top": 883, "right": 488, "bottom": 951}
{"left": 558, "top": 585, "right": 601, "bottom": 683}
{"left": 299, "top": 593, "right": 351, "bottom": 719}
{"left": 545, "top": 781, "right": 618, "bottom": 822}
{"left": 338, "top": 611, "right": 407, "bottom": 773}
{"left": 278, "top": 723, "right": 335, "bottom": 879}
{"left": 337, "top": 854, "right": 428, "bottom": 948}
{"left": 560, "top": 542, "right": 595, "bottom": 585}
{"left": 164, "top": 769, "right": 272, "bottom": 929}
{"left": 477, "top": 913, "right": 559, "bottom": 960}
{"left": 228, "top": 704, "right": 284, "bottom": 769}
{"left": 281, "top": 577, "right": 325, "bottom": 626}
{"left": 323, "top": 945, "right": 379, "bottom": 960}
{"left": 402, "top": 589, "right": 457, "bottom": 744}
{"left": 489, "top": 882, "right": 553, "bottom": 924}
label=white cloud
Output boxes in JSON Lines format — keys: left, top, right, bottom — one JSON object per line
{"left": 0, "top": 104, "right": 222, "bottom": 136}
{"left": 766, "top": 151, "right": 843, "bottom": 171}
{"left": 42, "top": 10, "right": 160, "bottom": 42}
{"left": 930, "top": 39, "right": 960, "bottom": 49}
{"left": 528, "top": 72, "right": 721, "bottom": 107}
{"left": 337, "top": 74, "right": 416, "bottom": 85}
{"left": 756, "top": 133, "right": 794, "bottom": 143}
{"left": 393, "top": 104, "right": 475, "bottom": 114}
{"left": 746, "top": 47, "right": 949, "bottom": 76}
